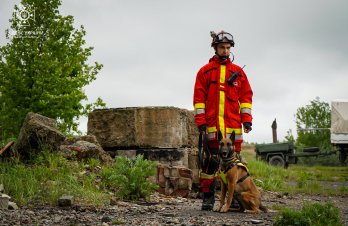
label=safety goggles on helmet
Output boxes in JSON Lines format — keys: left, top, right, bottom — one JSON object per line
{"left": 211, "top": 31, "right": 235, "bottom": 47}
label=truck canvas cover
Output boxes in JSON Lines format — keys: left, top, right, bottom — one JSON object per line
{"left": 331, "top": 100, "right": 348, "bottom": 143}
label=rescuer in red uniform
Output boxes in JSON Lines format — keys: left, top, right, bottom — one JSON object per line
{"left": 193, "top": 30, "right": 253, "bottom": 210}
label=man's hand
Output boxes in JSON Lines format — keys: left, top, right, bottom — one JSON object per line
{"left": 243, "top": 122, "right": 252, "bottom": 133}
{"left": 198, "top": 124, "right": 207, "bottom": 134}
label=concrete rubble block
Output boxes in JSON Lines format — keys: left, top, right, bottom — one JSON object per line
{"left": 58, "top": 195, "right": 74, "bottom": 207}
{"left": 187, "top": 148, "right": 200, "bottom": 184}
{"left": 178, "top": 178, "right": 192, "bottom": 190}
{"left": 60, "top": 140, "right": 114, "bottom": 165}
{"left": 8, "top": 201, "right": 19, "bottom": 210}
{"left": 156, "top": 164, "right": 192, "bottom": 198}
{"left": 187, "top": 148, "right": 199, "bottom": 170}
{"left": 14, "top": 112, "right": 66, "bottom": 158}
{"left": 87, "top": 107, "right": 198, "bottom": 149}
{"left": 157, "top": 165, "right": 166, "bottom": 188}
{"left": 63, "top": 135, "right": 99, "bottom": 145}
{"left": 163, "top": 165, "right": 170, "bottom": 178}
{"left": 177, "top": 167, "right": 193, "bottom": 179}
{"left": 0, "top": 195, "right": 9, "bottom": 209}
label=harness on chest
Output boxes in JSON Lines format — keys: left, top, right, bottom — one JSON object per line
{"left": 217, "top": 159, "right": 250, "bottom": 185}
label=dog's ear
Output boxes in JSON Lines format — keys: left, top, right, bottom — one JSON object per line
{"left": 218, "top": 130, "right": 223, "bottom": 141}
{"left": 230, "top": 131, "right": 235, "bottom": 144}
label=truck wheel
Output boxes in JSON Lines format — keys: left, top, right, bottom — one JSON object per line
{"left": 269, "top": 155, "right": 286, "bottom": 168}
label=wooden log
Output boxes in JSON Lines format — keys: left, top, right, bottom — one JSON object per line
{"left": 0, "top": 141, "right": 14, "bottom": 156}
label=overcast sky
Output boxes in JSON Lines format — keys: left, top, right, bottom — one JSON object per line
{"left": 1, "top": 0, "right": 348, "bottom": 143}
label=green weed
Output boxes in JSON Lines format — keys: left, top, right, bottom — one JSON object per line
{"left": 101, "top": 155, "right": 158, "bottom": 201}
{"left": 273, "top": 202, "right": 342, "bottom": 226}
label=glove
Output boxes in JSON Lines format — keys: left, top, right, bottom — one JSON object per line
{"left": 243, "top": 122, "right": 252, "bottom": 131}
{"left": 198, "top": 124, "right": 207, "bottom": 133}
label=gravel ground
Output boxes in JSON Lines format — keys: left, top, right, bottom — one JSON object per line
{"left": 1, "top": 191, "right": 347, "bottom": 226}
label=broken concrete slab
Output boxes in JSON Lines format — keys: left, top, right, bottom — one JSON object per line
{"left": 8, "top": 201, "right": 18, "bottom": 210}
{"left": 87, "top": 107, "right": 198, "bottom": 149}
{"left": 0, "top": 196, "right": 9, "bottom": 209}
{"left": 14, "top": 112, "right": 66, "bottom": 159}
{"left": 60, "top": 140, "right": 114, "bottom": 165}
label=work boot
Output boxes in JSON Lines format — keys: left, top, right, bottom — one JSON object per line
{"left": 201, "top": 180, "right": 216, "bottom": 211}
{"left": 201, "top": 192, "right": 215, "bottom": 211}
{"left": 230, "top": 197, "right": 239, "bottom": 209}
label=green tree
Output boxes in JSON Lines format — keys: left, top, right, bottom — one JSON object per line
{"left": 295, "top": 97, "right": 331, "bottom": 149}
{"left": 0, "top": 0, "right": 105, "bottom": 139}
{"left": 284, "top": 129, "right": 295, "bottom": 143}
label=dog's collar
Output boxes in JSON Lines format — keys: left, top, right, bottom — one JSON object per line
{"left": 220, "top": 157, "right": 240, "bottom": 173}
{"left": 218, "top": 158, "right": 250, "bottom": 185}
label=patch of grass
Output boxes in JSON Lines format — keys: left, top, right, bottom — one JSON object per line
{"left": 289, "top": 165, "right": 348, "bottom": 182}
{"left": 0, "top": 150, "right": 110, "bottom": 206}
{"left": 245, "top": 156, "right": 289, "bottom": 191}
{"left": 297, "top": 152, "right": 341, "bottom": 166}
{"left": 112, "top": 219, "right": 126, "bottom": 225}
{"left": 243, "top": 146, "right": 348, "bottom": 195}
{"left": 273, "top": 202, "right": 342, "bottom": 226}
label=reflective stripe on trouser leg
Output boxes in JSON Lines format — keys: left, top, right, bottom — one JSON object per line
{"left": 208, "top": 133, "right": 216, "bottom": 139}
{"left": 226, "top": 133, "right": 243, "bottom": 140}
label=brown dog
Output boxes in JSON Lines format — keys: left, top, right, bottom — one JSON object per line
{"left": 213, "top": 132, "right": 267, "bottom": 214}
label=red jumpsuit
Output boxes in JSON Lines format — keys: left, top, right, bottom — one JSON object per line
{"left": 193, "top": 55, "right": 253, "bottom": 191}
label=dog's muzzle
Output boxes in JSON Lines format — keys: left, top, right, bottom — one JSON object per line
{"left": 221, "top": 148, "right": 229, "bottom": 158}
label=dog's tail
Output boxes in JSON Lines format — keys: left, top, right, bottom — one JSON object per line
{"left": 259, "top": 203, "right": 268, "bottom": 213}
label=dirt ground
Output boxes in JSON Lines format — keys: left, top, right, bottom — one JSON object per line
{"left": 1, "top": 190, "right": 347, "bottom": 226}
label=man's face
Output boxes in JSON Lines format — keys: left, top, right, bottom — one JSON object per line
{"left": 216, "top": 43, "right": 231, "bottom": 57}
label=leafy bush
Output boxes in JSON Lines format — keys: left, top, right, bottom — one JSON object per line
{"left": 102, "top": 155, "right": 158, "bottom": 201}
{"left": 274, "top": 202, "right": 342, "bottom": 226}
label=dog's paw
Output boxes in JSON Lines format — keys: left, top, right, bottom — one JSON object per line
{"left": 220, "top": 204, "right": 229, "bottom": 213}
{"left": 213, "top": 205, "right": 221, "bottom": 212}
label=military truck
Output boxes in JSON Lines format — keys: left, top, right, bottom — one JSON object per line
{"left": 255, "top": 100, "right": 348, "bottom": 167}
{"left": 254, "top": 142, "right": 298, "bottom": 168}
{"left": 331, "top": 100, "right": 348, "bottom": 164}
{"left": 254, "top": 142, "right": 336, "bottom": 168}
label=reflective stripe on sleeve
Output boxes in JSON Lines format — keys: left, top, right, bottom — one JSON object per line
{"left": 240, "top": 108, "right": 252, "bottom": 114}
{"left": 194, "top": 103, "right": 205, "bottom": 110}
{"left": 195, "top": 109, "right": 205, "bottom": 115}
{"left": 240, "top": 103, "right": 252, "bottom": 109}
